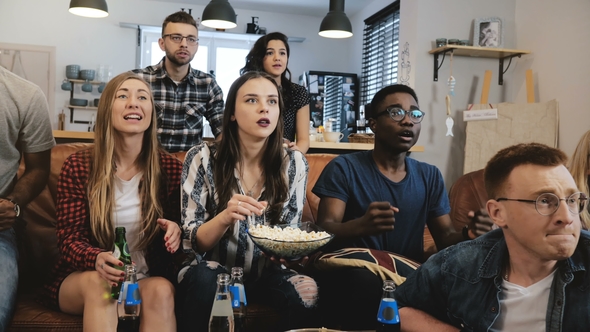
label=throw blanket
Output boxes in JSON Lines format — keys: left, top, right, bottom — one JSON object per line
{"left": 313, "top": 248, "right": 421, "bottom": 285}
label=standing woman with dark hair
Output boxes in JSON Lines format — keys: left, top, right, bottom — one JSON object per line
{"left": 40, "top": 72, "right": 182, "bottom": 332}
{"left": 240, "top": 32, "right": 311, "bottom": 153}
{"left": 176, "top": 71, "right": 317, "bottom": 331}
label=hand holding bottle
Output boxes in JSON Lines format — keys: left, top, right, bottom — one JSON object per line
{"left": 95, "top": 251, "right": 125, "bottom": 286}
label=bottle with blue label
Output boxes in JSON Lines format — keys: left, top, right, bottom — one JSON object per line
{"left": 229, "top": 267, "right": 247, "bottom": 332}
{"left": 376, "top": 280, "right": 400, "bottom": 332}
{"left": 117, "top": 264, "right": 141, "bottom": 332}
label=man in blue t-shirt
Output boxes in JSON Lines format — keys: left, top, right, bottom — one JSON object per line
{"left": 312, "top": 84, "right": 493, "bottom": 330}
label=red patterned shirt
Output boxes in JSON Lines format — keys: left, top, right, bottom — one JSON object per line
{"left": 39, "top": 148, "right": 182, "bottom": 310}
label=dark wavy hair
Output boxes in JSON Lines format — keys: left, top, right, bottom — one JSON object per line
{"left": 162, "top": 11, "right": 197, "bottom": 35}
{"left": 213, "top": 71, "right": 288, "bottom": 225}
{"left": 240, "top": 32, "right": 292, "bottom": 88}
{"left": 367, "top": 84, "right": 419, "bottom": 118}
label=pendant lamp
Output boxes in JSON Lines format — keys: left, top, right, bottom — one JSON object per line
{"left": 319, "top": 0, "right": 353, "bottom": 39}
{"left": 201, "top": 0, "right": 237, "bottom": 30}
{"left": 69, "top": 0, "right": 109, "bottom": 18}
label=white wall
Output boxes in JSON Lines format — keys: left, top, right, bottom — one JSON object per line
{"left": 0, "top": 0, "right": 354, "bottom": 131}
{"left": 514, "top": 0, "right": 590, "bottom": 159}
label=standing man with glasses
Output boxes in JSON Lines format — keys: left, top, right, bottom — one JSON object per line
{"left": 133, "top": 10, "right": 224, "bottom": 152}
{"left": 312, "top": 84, "right": 493, "bottom": 330}
{"left": 395, "top": 142, "right": 590, "bottom": 331}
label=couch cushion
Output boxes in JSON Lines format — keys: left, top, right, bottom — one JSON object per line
{"left": 8, "top": 295, "right": 82, "bottom": 332}
{"left": 448, "top": 169, "right": 487, "bottom": 232}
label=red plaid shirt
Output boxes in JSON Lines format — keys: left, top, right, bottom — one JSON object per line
{"left": 39, "top": 148, "right": 182, "bottom": 310}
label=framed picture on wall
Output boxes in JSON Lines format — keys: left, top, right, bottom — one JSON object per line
{"left": 473, "top": 17, "right": 503, "bottom": 48}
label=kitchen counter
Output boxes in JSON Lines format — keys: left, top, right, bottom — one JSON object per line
{"left": 309, "top": 141, "right": 424, "bottom": 152}
{"left": 52, "top": 131, "right": 425, "bottom": 153}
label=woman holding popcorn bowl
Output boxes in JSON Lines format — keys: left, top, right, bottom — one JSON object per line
{"left": 176, "top": 71, "right": 320, "bottom": 332}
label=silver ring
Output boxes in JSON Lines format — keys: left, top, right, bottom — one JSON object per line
{"left": 237, "top": 201, "right": 242, "bottom": 207}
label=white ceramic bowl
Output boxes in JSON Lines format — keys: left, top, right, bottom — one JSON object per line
{"left": 248, "top": 222, "right": 333, "bottom": 260}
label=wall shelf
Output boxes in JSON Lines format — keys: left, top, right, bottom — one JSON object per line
{"left": 428, "top": 45, "right": 531, "bottom": 85}
{"left": 65, "top": 79, "right": 102, "bottom": 125}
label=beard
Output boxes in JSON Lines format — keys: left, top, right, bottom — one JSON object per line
{"left": 164, "top": 48, "right": 194, "bottom": 67}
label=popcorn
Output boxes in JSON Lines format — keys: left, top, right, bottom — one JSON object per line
{"left": 248, "top": 223, "right": 332, "bottom": 259}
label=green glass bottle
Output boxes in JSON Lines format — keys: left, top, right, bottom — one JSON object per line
{"left": 111, "top": 227, "right": 132, "bottom": 300}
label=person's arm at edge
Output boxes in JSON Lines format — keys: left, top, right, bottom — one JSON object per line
{"left": 7, "top": 149, "right": 51, "bottom": 206}
{"left": 293, "top": 104, "right": 310, "bottom": 153}
{"left": 399, "top": 307, "right": 459, "bottom": 332}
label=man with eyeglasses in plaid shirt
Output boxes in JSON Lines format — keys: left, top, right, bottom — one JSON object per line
{"left": 133, "top": 11, "right": 224, "bottom": 152}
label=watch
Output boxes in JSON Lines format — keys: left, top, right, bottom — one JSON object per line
{"left": 462, "top": 225, "right": 470, "bottom": 241}
{"left": 7, "top": 198, "right": 20, "bottom": 218}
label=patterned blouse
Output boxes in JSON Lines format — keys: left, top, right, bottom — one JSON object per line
{"left": 179, "top": 142, "right": 308, "bottom": 282}
{"left": 282, "top": 81, "right": 310, "bottom": 142}
{"left": 39, "top": 148, "right": 183, "bottom": 310}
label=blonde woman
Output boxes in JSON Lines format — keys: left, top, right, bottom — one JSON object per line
{"left": 40, "top": 72, "right": 183, "bottom": 331}
{"left": 569, "top": 129, "right": 590, "bottom": 229}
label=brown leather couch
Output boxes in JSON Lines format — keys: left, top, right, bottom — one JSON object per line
{"left": 9, "top": 143, "right": 439, "bottom": 331}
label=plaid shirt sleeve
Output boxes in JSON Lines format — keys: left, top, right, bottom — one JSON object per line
{"left": 160, "top": 151, "right": 183, "bottom": 224}
{"left": 204, "top": 77, "right": 224, "bottom": 139}
{"left": 55, "top": 150, "right": 104, "bottom": 271}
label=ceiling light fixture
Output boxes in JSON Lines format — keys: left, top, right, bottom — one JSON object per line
{"left": 69, "top": 0, "right": 109, "bottom": 18}
{"left": 319, "top": 0, "right": 353, "bottom": 39}
{"left": 201, "top": 0, "right": 237, "bottom": 30}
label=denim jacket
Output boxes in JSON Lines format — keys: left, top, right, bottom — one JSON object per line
{"left": 395, "top": 229, "right": 590, "bottom": 332}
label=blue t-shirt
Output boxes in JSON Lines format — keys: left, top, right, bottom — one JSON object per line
{"left": 312, "top": 150, "right": 450, "bottom": 262}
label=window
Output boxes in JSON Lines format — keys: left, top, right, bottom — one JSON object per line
{"left": 360, "top": 2, "right": 401, "bottom": 106}
{"left": 139, "top": 28, "right": 257, "bottom": 136}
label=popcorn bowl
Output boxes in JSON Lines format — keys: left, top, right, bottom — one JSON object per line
{"left": 247, "top": 221, "right": 334, "bottom": 261}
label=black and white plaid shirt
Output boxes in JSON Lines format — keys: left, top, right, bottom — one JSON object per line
{"left": 133, "top": 58, "right": 224, "bottom": 152}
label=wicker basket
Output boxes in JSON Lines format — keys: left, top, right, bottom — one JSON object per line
{"left": 348, "top": 133, "right": 374, "bottom": 143}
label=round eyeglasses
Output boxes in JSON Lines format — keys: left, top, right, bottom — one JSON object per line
{"left": 163, "top": 34, "right": 199, "bottom": 46}
{"left": 376, "top": 107, "right": 425, "bottom": 124}
{"left": 495, "top": 192, "right": 588, "bottom": 216}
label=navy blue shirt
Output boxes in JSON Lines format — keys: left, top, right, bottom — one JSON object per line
{"left": 312, "top": 150, "right": 450, "bottom": 262}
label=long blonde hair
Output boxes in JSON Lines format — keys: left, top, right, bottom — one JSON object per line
{"left": 87, "top": 72, "right": 164, "bottom": 249}
{"left": 569, "top": 130, "right": 590, "bottom": 229}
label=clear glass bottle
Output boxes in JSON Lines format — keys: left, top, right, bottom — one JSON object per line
{"left": 111, "top": 227, "right": 133, "bottom": 299}
{"left": 117, "top": 265, "right": 141, "bottom": 332}
{"left": 229, "top": 267, "right": 247, "bottom": 332}
{"left": 376, "top": 280, "right": 400, "bottom": 332}
{"left": 209, "top": 273, "right": 234, "bottom": 332}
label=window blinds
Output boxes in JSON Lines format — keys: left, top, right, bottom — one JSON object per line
{"left": 360, "top": 2, "right": 400, "bottom": 106}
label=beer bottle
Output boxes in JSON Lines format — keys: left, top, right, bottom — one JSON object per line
{"left": 209, "top": 273, "right": 234, "bottom": 332}
{"left": 111, "top": 227, "right": 132, "bottom": 299}
{"left": 229, "top": 267, "right": 247, "bottom": 332}
{"left": 117, "top": 264, "right": 141, "bottom": 332}
{"left": 376, "top": 280, "right": 400, "bottom": 332}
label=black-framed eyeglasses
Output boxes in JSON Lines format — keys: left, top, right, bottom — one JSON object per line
{"left": 376, "top": 107, "right": 425, "bottom": 124}
{"left": 163, "top": 34, "right": 199, "bottom": 46}
{"left": 496, "top": 192, "right": 588, "bottom": 216}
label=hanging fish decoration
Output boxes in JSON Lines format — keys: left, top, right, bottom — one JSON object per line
{"left": 445, "top": 95, "right": 454, "bottom": 137}
{"left": 447, "top": 76, "right": 456, "bottom": 96}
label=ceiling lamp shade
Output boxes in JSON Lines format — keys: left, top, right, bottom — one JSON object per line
{"left": 319, "top": 0, "right": 353, "bottom": 38}
{"left": 201, "top": 0, "right": 237, "bottom": 30}
{"left": 69, "top": 0, "right": 109, "bottom": 18}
